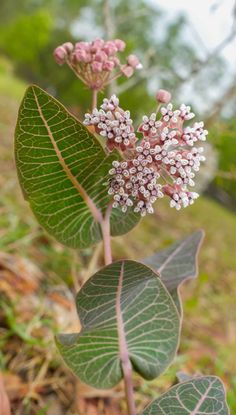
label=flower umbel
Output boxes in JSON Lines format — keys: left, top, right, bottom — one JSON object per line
{"left": 53, "top": 39, "right": 142, "bottom": 91}
{"left": 84, "top": 95, "right": 137, "bottom": 151}
{"left": 83, "top": 90, "right": 208, "bottom": 215}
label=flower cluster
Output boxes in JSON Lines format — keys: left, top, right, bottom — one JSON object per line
{"left": 84, "top": 91, "right": 208, "bottom": 215}
{"left": 53, "top": 39, "right": 142, "bottom": 90}
{"left": 108, "top": 160, "right": 163, "bottom": 216}
{"left": 84, "top": 95, "right": 137, "bottom": 151}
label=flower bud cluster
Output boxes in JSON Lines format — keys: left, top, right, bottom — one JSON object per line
{"left": 162, "top": 184, "right": 199, "bottom": 210}
{"left": 53, "top": 39, "right": 142, "bottom": 90}
{"left": 108, "top": 160, "right": 163, "bottom": 216}
{"left": 182, "top": 122, "right": 208, "bottom": 146}
{"left": 84, "top": 90, "right": 208, "bottom": 215}
{"left": 84, "top": 95, "right": 137, "bottom": 151}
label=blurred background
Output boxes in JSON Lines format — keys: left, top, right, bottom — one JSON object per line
{"left": 0, "top": 0, "right": 236, "bottom": 414}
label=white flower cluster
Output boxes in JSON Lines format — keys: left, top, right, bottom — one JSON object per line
{"left": 160, "top": 103, "right": 180, "bottom": 123}
{"left": 182, "top": 122, "right": 208, "bottom": 146}
{"left": 163, "top": 147, "right": 206, "bottom": 187}
{"left": 108, "top": 160, "right": 163, "bottom": 216}
{"left": 83, "top": 95, "right": 136, "bottom": 149}
{"left": 160, "top": 103, "right": 195, "bottom": 123}
{"left": 138, "top": 113, "right": 162, "bottom": 137}
{"left": 83, "top": 93, "right": 208, "bottom": 215}
{"left": 178, "top": 104, "right": 195, "bottom": 121}
{"left": 169, "top": 190, "right": 199, "bottom": 210}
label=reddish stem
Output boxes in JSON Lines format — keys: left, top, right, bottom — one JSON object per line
{"left": 100, "top": 204, "right": 112, "bottom": 265}
{"left": 116, "top": 263, "right": 137, "bottom": 415}
{"left": 91, "top": 89, "right": 98, "bottom": 110}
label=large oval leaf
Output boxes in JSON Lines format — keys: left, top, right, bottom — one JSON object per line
{"left": 143, "top": 230, "right": 204, "bottom": 314}
{"left": 141, "top": 376, "right": 229, "bottom": 415}
{"left": 56, "top": 260, "right": 180, "bottom": 389}
{"left": 14, "top": 85, "right": 139, "bottom": 249}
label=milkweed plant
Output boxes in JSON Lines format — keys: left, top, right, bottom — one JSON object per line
{"left": 14, "top": 38, "right": 229, "bottom": 414}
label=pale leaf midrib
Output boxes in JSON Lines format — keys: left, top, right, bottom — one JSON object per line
{"left": 158, "top": 239, "right": 188, "bottom": 274}
{"left": 32, "top": 87, "right": 103, "bottom": 223}
{"left": 116, "top": 262, "right": 130, "bottom": 366}
{"left": 190, "top": 381, "right": 213, "bottom": 415}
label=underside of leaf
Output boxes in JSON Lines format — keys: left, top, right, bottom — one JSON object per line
{"left": 143, "top": 230, "right": 204, "bottom": 314}
{"left": 56, "top": 260, "right": 180, "bottom": 389}
{"left": 141, "top": 376, "right": 229, "bottom": 415}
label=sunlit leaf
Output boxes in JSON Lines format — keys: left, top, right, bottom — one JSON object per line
{"left": 141, "top": 376, "right": 229, "bottom": 415}
{"left": 56, "top": 260, "right": 180, "bottom": 389}
{"left": 14, "top": 85, "right": 139, "bottom": 249}
{"left": 143, "top": 230, "right": 204, "bottom": 314}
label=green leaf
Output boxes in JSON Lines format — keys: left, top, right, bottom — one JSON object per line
{"left": 14, "top": 85, "right": 139, "bottom": 249}
{"left": 141, "top": 376, "right": 229, "bottom": 415}
{"left": 143, "top": 230, "right": 204, "bottom": 314}
{"left": 56, "top": 260, "right": 180, "bottom": 389}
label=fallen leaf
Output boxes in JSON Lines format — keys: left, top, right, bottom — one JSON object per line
{"left": 0, "top": 374, "right": 11, "bottom": 415}
{"left": 0, "top": 252, "right": 42, "bottom": 299}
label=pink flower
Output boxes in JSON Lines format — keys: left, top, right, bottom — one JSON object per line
{"left": 73, "top": 49, "right": 87, "bottom": 63}
{"left": 121, "top": 65, "right": 134, "bottom": 78}
{"left": 75, "top": 41, "right": 90, "bottom": 51}
{"left": 62, "top": 42, "right": 74, "bottom": 53}
{"left": 91, "top": 39, "right": 105, "bottom": 50}
{"left": 127, "top": 54, "right": 142, "bottom": 69}
{"left": 53, "top": 46, "right": 67, "bottom": 65}
{"left": 114, "top": 39, "right": 126, "bottom": 51}
{"left": 91, "top": 61, "right": 103, "bottom": 73}
{"left": 94, "top": 51, "right": 108, "bottom": 62}
{"left": 53, "top": 38, "right": 141, "bottom": 90}
{"left": 103, "top": 61, "right": 115, "bottom": 71}
{"left": 96, "top": 91, "right": 208, "bottom": 215}
{"left": 103, "top": 41, "right": 118, "bottom": 56}
{"left": 83, "top": 95, "right": 137, "bottom": 151}
{"left": 156, "top": 89, "right": 172, "bottom": 104}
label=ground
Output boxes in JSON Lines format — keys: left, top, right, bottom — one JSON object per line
{"left": 0, "top": 68, "right": 236, "bottom": 414}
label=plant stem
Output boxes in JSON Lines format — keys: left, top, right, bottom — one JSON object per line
{"left": 122, "top": 359, "right": 137, "bottom": 415}
{"left": 91, "top": 89, "right": 98, "bottom": 110}
{"left": 117, "top": 262, "right": 137, "bottom": 415}
{"left": 100, "top": 204, "right": 112, "bottom": 265}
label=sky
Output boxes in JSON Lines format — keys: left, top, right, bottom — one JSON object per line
{"left": 148, "top": 0, "right": 236, "bottom": 112}
{"left": 149, "top": 0, "right": 236, "bottom": 66}
{"left": 73, "top": 0, "right": 236, "bottom": 112}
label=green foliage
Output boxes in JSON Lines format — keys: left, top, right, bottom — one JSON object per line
{"left": 143, "top": 230, "right": 204, "bottom": 314}
{"left": 0, "top": 9, "right": 52, "bottom": 65}
{"left": 0, "top": 57, "right": 26, "bottom": 99}
{"left": 211, "top": 119, "right": 236, "bottom": 201}
{"left": 56, "top": 260, "right": 180, "bottom": 389}
{"left": 142, "top": 376, "right": 229, "bottom": 414}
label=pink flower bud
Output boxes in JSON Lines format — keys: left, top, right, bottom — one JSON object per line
{"left": 75, "top": 41, "right": 90, "bottom": 51}
{"left": 127, "top": 54, "right": 140, "bottom": 68}
{"left": 110, "top": 56, "right": 120, "bottom": 66}
{"left": 91, "top": 61, "right": 103, "bottom": 73}
{"left": 121, "top": 65, "right": 134, "bottom": 78}
{"left": 53, "top": 46, "right": 67, "bottom": 65}
{"left": 94, "top": 51, "right": 107, "bottom": 62}
{"left": 62, "top": 42, "right": 74, "bottom": 53}
{"left": 83, "top": 53, "right": 93, "bottom": 63}
{"left": 114, "top": 39, "right": 126, "bottom": 51}
{"left": 91, "top": 39, "right": 105, "bottom": 51}
{"left": 73, "top": 49, "right": 87, "bottom": 63}
{"left": 103, "top": 41, "right": 118, "bottom": 56}
{"left": 103, "top": 60, "right": 115, "bottom": 71}
{"left": 156, "top": 89, "right": 172, "bottom": 104}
